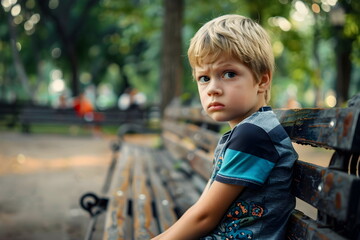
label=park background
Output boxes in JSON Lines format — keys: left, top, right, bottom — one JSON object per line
{"left": 0, "top": 0, "right": 359, "bottom": 239}
{"left": 0, "top": 0, "right": 359, "bottom": 113}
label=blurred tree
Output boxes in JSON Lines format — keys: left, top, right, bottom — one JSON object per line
{"left": 99, "top": 0, "right": 162, "bottom": 100}
{"left": 0, "top": 1, "right": 50, "bottom": 102}
{"left": 36, "top": 0, "right": 101, "bottom": 97}
{"left": 160, "top": 0, "right": 184, "bottom": 114}
{"left": 0, "top": 0, "right": 163, "bottom": 106}
{"left": 330, "top": 0, "right": 359, "bottom": 106}
{"left": 5, "top": 9, "right": 32, "bottom": 98}
{"left": 0, "top": 0, "right": 358, "bottom": 109}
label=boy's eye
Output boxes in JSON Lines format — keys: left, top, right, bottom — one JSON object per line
{"left": 198, "top": 76, "right": 210, "bottom": 83}
{"left": 224, "top": 72, "right": 236, "bottom": 79}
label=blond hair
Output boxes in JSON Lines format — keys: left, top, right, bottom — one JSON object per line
{"left": 187, "top": 14, "right": 274, "bottom": 103}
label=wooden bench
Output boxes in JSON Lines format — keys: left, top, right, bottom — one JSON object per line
{"left": 19, "top": 105, "right": 149, "bottom": 133}
{"left": 81, "top": 98, "right": 360, "bottom": 240}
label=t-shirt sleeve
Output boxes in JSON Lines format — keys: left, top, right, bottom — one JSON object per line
{"left": 215, "top": 123, "right": 280, "bottom": 189}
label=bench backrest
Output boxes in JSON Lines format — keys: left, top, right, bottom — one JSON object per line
{"left": 162, "top": 105, "right": 360, "bottom": 240}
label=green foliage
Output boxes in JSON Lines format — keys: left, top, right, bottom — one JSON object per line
{"left": 0, "top": 0, "right": 359, "bottom": 108}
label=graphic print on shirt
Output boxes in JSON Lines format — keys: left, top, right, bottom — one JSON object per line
{"left": 211, "top": 200, "right": 267, "bottom": 239}
{"left": 202, "top": 229, "right": 253, "bottom": 240}
{"left": 227, "top": 201, "right": 267, "bottom": 225}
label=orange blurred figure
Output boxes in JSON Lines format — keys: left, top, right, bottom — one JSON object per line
{"left": 73, "top": 93, "right": 94, "bottom": 118}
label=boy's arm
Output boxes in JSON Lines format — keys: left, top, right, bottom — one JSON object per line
{"left": 151, "top": 181, "right": 245, "bottom": 240}
{"left": 198, "top": 180, "right": 211, "bottom": 201}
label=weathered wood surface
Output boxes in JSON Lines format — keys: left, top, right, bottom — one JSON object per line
{"left": 162, "top": 120, "right": 220, "bottom": 153}
{"left": 286, "top": 210, "right": 347, "bottom": 240}
{"left": 146, "top": 149, "right": 178, "bottom": 232}
{"left": 132, "top": 147, "right": 158, "bottom": 239}
{"left": 104, "top": 145, "right": 133, "bottom": 240}
{"left": 165, "top": 105, "right": 360, "bottom": 152}
{"left": 292, "top": 160, "right": 360, "bottom": 223}
{"left": 155, "top": 149, "right": 202, "bottom": 215}
{"left": 274, "top": 108, "right": 360, "bottom": 152}
{"left": 103, "top": 144, "right": 188, "bottom": 240}
{"left": 162, "top": 130, "right": 213, "bottom": 180}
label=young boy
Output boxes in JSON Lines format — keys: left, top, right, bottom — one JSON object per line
{"left": 152, "top": 14, "right": 298, "bottom": 240}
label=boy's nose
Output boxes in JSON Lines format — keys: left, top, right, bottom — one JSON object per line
{"left": 207, "top": 80, "right": 223, "bottom": 96}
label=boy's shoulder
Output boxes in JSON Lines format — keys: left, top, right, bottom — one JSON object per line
{"left": 240, "top": 107, "right": 279, "bottom": 131}
{"left": 237, "top": 109, "right": 290, "bottom": 144}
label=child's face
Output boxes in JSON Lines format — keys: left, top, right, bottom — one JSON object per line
{"left": 194, "top": 54, "right": 267, "bottom": 128}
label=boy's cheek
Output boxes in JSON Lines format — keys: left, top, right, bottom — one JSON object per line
{"left": 198, "top": 89, "right": 206, "bottom": 101}
{"left": 199, "top": 97, "right": 208, "bottom": 111}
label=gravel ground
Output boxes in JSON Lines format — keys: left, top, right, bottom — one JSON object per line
{"left": 0, "top": 132, "right": 116, "bottom": 240}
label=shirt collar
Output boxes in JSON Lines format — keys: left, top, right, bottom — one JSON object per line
{"left": 258, "top": 106, "right": 272, "bottom": 112}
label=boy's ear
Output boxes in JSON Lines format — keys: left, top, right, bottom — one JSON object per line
{"left": 258, "top": 72, "right": 272, "bottom": 93}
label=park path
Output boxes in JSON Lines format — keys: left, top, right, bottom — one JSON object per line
{"left": 0, "top": 132, "right": 116, "bottom": 240}
{"left": 0, "top": 131, "right": 333, "bottom": 240}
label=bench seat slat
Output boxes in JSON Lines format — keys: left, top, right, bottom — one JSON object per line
{"left": 156, "top": 149, "right": 203, "bottom": 215}
{"left": 146, "top": 149, "right": 178, "bottom": 232}
{"left": 293, "top": 160, "right": 360, "bottom": 222}
{"left": 104, "top": 144, "right": 133, "bottom": 240}
{"left": 132, "top": 147, "right": 159, "bottom": 239}
{"left": 286, "top": 210, "right": 347, "bottom": 240}
{"left": 162, "top": 121, "right": 188, "bottom": 140}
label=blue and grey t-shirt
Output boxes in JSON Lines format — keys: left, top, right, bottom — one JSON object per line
{"left": 202, "top": 106, "right": 298, "bottom": 240}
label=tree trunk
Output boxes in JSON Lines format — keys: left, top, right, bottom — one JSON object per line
{"left": 334, "top": 32, "right": 352, "bottom": 106}
{"left": 160, "top": 0, "right": 184, "bottom": 115}
{"left": 313, "top": 13, "right": 322, "bottom": 107}
{"left": 68, "top": 44, "right": 79, "bottom": 97}
{"left": 7, "top": 12, "right": 33, "bottom": 100}
{"left": 332, "top": 2, "right": 353, "bottom": 106}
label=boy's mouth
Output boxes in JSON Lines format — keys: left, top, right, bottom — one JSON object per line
{"left": 208, "top": 102, "right": 225, "bottom": 111}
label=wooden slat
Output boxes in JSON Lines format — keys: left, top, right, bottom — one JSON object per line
{"left": 163, "top": 131, "right": 213, "bottom": 180}
{"left": 163, "top": 120, "right": 220, "bottom": 154}
{"left": 156, "top": 150, "right": 202, "bottom": 215}
{"left": 162, "top": 131, "right": 196, "bottom": 158}
{"left": 274, "top": 108, "right": 360, "bottom": 152}
{"left": 132, "top": 146, "right": 158, "bottom": 240}
{"left": 286, "top": 210, "right": 347, "bottom": 240}
{"left": 103, "top": 144, "right": 133, "bottom": 240}
{"left": 187, "top": 149, "right": 213, "bottom": 180}
{"left": 162, "top": 121, "right": 188, "bottom": 140}
{"left": 188, "top": 126, "right": 220, "bottom": 152}
{"left": 165, "top": 106, "right": 360, "bottom": 152}
{"left": 292, "top": 160, "right": 360, "bottom": 222}
{"left": 146, "top": 149, "right": 178, "bottom": 232}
